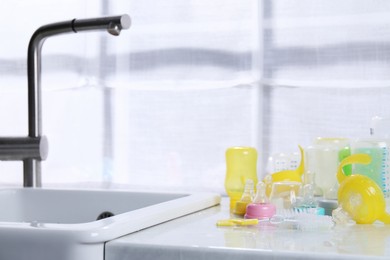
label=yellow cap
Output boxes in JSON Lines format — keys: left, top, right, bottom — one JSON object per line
{"left": 233, "top": 201, "right": 250, "bottom": 216}
{"left": 229, "top": 198, "right": 239, "bottom": 211}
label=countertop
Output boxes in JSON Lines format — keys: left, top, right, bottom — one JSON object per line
{"left": 105, "top": 198, "right": 390, "bottom": 260}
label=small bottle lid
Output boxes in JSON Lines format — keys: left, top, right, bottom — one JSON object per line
{"left": 245, "top": 202, "right": 276, "bottom": 219}
{"left": 318, "top": 199, "right": 338, "bottom": 216}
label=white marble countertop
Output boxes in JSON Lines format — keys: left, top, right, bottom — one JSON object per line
{"left": 105, "top": 198, "right": 390, "bottom": 260}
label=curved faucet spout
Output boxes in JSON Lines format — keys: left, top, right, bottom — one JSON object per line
{"left": 72, "top": 15, "right": 131, "bottom": 35}
{"left": 27, "top": 14, "right": 131, "bottom": 137}
{"left": 24, "top": 14, "right": 131, "bottom": 187}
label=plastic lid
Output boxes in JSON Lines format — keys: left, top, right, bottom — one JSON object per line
{"left": 318, "top": 199, "right": 338, "bottom": 210}
{"left": 245, "top": 202, "right": 276, "bottom": 219}
{"left": 233, "top": 201, "right": 250, "bottom": 216}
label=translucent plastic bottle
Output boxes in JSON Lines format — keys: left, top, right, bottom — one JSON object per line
{"left": 225, "top": 147, "right": 258, "bottom": 211}
{"left": 305, "top": 138, "right": 350, "bottom": 199}
{"left": 351, "top": 138, "right": 390, "bottom": 198}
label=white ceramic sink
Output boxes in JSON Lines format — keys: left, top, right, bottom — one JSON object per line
{"left": 0, "top": 188, "right": 220, "bottom": 260}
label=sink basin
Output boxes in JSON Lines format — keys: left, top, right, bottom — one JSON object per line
{"left": 0, "top": 188, "right": 220, "bottom": 260}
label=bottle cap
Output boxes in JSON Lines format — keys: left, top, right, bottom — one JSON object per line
{"left": 317, "top": 199, "right": 338, "bottom": 216}
{"left": 245, "top": 202, "right": 276, "bottom": 219}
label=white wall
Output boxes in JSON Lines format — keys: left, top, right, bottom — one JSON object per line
{"left": 0, "top": 0, "right": 261, "bottom": 193}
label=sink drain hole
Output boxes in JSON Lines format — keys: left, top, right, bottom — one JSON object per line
{"left": 97, "top": 211, "right": 115, "bottom": 220}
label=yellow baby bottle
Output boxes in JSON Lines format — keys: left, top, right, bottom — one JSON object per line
{"left": 225, "top": 147, "right": 258, "bottom": 211}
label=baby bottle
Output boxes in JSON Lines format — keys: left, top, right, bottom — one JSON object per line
{"left": 225, "top": 147, "right": 258, "bottom": 211}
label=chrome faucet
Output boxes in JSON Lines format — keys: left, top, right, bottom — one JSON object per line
{"left": 0, "top": 15, "right": 131, "bottom": 187}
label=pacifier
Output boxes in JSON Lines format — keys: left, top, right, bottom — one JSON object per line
{"left": 263, "top": 146, "right": 305, "bottom": 197}
{"left": 336, "top": 153, "right": 390, "bottom": 224}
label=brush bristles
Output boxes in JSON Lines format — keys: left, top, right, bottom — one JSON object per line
{"left": 271, "top": 210, "right": 334, "bottom": 230}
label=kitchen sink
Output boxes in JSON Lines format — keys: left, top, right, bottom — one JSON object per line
{"left": 0, "top": 188, "right": 220, "bottom": 260}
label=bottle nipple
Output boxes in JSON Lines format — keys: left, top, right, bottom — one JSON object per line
{"left": 302, "top": 183, "right": 316, "bottom": 207}
{"left": 245, "top": 182, "right": 276, "bottom": 219}
{"left": 241, "top": 179, "right": 255, "bottom": 202}
{"left": 253, "top": 181, "right": 267, "bottom": 203}
{"left": 233, "top": 179, "right": 254, "bottom": 216}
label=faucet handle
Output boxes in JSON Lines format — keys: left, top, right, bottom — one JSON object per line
{"left": 0, "top": 136, "right": 48, "bottom": 161}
